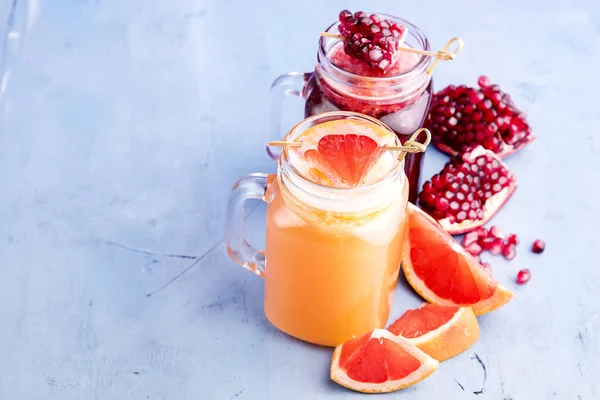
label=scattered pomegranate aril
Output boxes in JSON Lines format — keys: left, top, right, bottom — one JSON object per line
{"left": 502, "top": 243, "right": 516, "bottom": 260}
{"left": 489, "top": 226, "right": 504, "bottom": 239}
{"left": 507, "top": 233, "right": 519, "bottom": 245}
{"left": 465, "top": 242, "right": 483, "bottom": 256}
{"left": 516, "top": 269, "right": 531, "bottom": 285}
{"left": 419, "top": 146, "right": 517, "bottom": 234}
{"left": 462, "top": 231, "right": 481, "bottom": 247}
{"left": 473, "top": 227, "right": 488, "bottom": 238}
{"left": 479, "top": 236, "right": 495, "bottom": 251}
{"left": 426, "top": 76, "right": 535, "bottom": 157}
{"left": 337, "top": 10, "right": 406, "bottom": 73}
{"left": 532, "top": 239, "right": 545, "bottom": 254}
{"left": 489, "top": 238, "right": 504, "bottom": 255}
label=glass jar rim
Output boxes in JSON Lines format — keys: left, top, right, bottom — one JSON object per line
{"left": 280, "top": 111, "right": 405, "bottom": 198}
{"left": 318, "top": 14, "right": 431, "bottom": 84}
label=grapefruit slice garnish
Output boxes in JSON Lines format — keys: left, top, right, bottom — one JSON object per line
{"left": 330, "top": 329, "right": 439, "bottom": 393}
{"left": 402, "top": 203, "right": 513, "bottom": 315}
{"left": 303, "top": 149, "right": 337, "bottom": 186}
{"left": 388, "top": 303, "right": 479, "bottom": 361}
{"left": 310, "top": 134, "right": 385, "bottom": 186}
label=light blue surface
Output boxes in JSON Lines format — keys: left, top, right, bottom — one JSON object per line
{"left": 0, "top": 1, "right": 598, "bottom": 399}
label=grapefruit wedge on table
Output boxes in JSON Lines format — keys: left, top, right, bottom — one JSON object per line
{"left": 403, "top": 203, "right": 513, "bottom": 315}
{"left": 388, "top": 303, "right": 479, "bottom": 361}
{"left": 330, "top": 329, "right": 438, "bottom": 393}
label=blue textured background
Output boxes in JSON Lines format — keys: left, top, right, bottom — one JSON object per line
{"left": 0, "top": 0, "right": 598, "bottom": 399}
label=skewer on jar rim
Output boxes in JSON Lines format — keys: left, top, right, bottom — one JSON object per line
{"left": 319, "top": 32, "right": 463, "bottom": 75}
{"left": 266, "top": 128, "right": 431, "bottom": 162}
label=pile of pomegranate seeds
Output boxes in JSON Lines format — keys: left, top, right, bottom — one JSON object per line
{"left": 337, "top": 10, "right": 406, "bottom": 73}
{"left": 462, "top": 226, "right": 518, "bottom": 261}
{"left": 419, "top": 146, "right": 517, "bottom": 234}
{"left": 426, "top": 75, "right": 535, "bottom": 157}
{"left": 532, "top": 239, "right": 545, "bottom": 254}
{"left": 462, "top": 227, "right": 546, "bottom": 284}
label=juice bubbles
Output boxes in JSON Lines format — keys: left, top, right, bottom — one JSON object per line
{"left": 264, "top": 115, "right": 408, "bottom": 346}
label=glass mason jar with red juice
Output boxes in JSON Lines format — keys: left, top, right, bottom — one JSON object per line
{"left": 269, "top": 12, "right": 433, "bottom": 202}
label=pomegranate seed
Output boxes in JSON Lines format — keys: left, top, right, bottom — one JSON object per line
{"left": 516, "top": 269, "right": 531, "bottom": 285}
{"left": 462, "top": 231, "right": 480, "bottom": 247}
{"left": 479, "top": 236, "right": 495, "bottom": 251}
{"left": 418, "top": 146, "right": 517, "bottom": 234}
{"left": 532, "top": 239, "right": 545, "bottom": 254}
{"left": 489, "top": 238, "right": 504, "bottom": 255}
{"left": 339, "top": 9, "right": 353, "bottom": 22}
{"left": 502, "top": 243, "right": 516, "bottom": 260}
{"left": 426, "top": 76, "right": 535, "bottom": 157}
{"left": 337, "top": 10, "right": 406, "bottom": 73}
{"left": 435, "top": 197, "right": 450, "bottom": 211}
{"left": 465, "top": 242, "right": 483, "bottom": 256}
{"left": 507, "top": 233, "right": 519, "bottom": 245}
{"left": 478, "top": 75, "right": 490, "bottom": 88}
{"left": 489, "top": 225, "right": 504, "bottom": 238}
{"left": 473, "top": 227, "right": 487, "bottom": 237}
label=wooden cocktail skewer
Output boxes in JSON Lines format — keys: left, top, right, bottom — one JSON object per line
{"left": 425, "top": 37, "right": 463, "bottom": 74}
{"left": 320, "top": 32, "right": 463, "bottom": 74}
{"left": 267, "top": 140, "right": 302, "bottom": 147}
{"left": 393, "top": 128, "right": 431, "bottom": 162}
{"left": 266, "top": 128, "right": 431, "bottom": 162}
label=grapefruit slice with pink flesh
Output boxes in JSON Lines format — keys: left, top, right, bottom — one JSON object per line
{"left": 316, "top": 134, "right": 385, "bottom": 186}
{"left": 402, "top": 203, "right": 513, "bottom": 315}
{"left": 388, "top": 303, "right": 479, "bottom": 361}
{"left": 330, "top": 329, "right": 439, "bottom": 393}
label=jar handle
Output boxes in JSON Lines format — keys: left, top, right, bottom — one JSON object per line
{"left": 267, "top": 72, "right": 311, "bottom": 160}
{"left": 225, "top": 173, "right": 273, "bottom": 278}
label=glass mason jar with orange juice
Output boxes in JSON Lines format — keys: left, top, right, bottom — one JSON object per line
{"left": 225, "top": 112, "right": 429, "bottom": 347}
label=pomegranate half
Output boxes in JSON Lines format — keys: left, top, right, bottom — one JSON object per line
{"left": 418, "top": 146, "right": 517, "bottom": 234}
{"left": 426, "top": 76, "right": 535, "bottom": 158}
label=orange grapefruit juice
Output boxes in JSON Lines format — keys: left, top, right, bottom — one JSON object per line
{"left": 264, "top": 118, "right": 408, "bottom": 346}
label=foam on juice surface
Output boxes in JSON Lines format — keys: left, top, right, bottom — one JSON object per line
{"left": 284, "top": 119, "right": 405, "bottom": 217}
